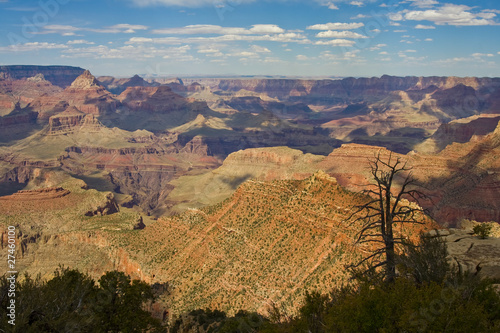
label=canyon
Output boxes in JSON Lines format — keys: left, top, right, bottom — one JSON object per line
{"left": 1, "top": 65, "right": 500, "bottom": 318}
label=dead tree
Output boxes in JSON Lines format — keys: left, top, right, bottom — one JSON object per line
{"left": 348, "top": 151, "right": 425, "bottom": 283}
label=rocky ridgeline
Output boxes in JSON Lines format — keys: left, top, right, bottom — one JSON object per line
{"left": 0, "top": 186, "right": 70, "bottom": 201}
{"left": 0, "top": 65, "right": 85, "bottom": 88}
{"left": 182, "top": 75, "right": 500, "bottom": 101}
{"left": 98, "top": 74, "right": 157, "bottom": 94}
{"left": 118, "top": 85, "right": 207, "bottom": 114}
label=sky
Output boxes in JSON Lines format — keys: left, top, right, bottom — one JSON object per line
{"left": 0, "top": 0, "right": 499, "bottom": 77}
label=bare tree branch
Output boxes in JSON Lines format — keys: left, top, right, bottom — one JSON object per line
{"left": 345, "top": 151, "right": 428, "bottom": 283}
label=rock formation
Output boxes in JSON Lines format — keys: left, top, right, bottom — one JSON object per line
{"left": 0, "top": 65, "right": 85, "bottom": 88}
{"left": 98, "top": 74, "right": 157, "bottom": 94}
{"left": 69, "top": 70, "right": 103, "bottom": 90}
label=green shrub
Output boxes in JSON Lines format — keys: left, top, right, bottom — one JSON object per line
{"left": 0, "top": 268, "right": 164, "bottom": 332}
{"left": 473, "top": 223, "right": 493, "bottom": 239}
{"left": 397, "top": 233, "right": 450, "bottom": 285}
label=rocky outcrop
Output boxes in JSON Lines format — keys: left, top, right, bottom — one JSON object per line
{"left": 436, "top": 227, "right": 500, "bottom": 280}
{"left": 98, "top": 74, "right": 156, "bottom": 94}
{"left": 316, "top": 134, "right": 500, "bottom": 226}
{"left": 84, "top": 192, "right": 119, "bottom": 216}
{"left": 60, "top": 142, "right": 221, "bottom": 216}
{"left": 48, "top": 108, "right": 104, "bottom": 134}
{"left": 26, "top": 73, "right": 49, "bottom": 83}
{"left": 225, "top": 96, "right": 313, "bottom": 119}
{"left": 28, "top": 70, "right": 119, "bottom": 118}
{"left": 0, "top": 186, "right": 70, "bottom": 201}
{"left": 119, "top": 86, "right": 197, "bottom": 113}
{"left": 0, "top": 65, "right": 85, "bottom": 88}
{"left": 69, "top": 70, "right": 103, "bottom": 90}
{"left": 0, "top": 78, "right": 62, "bottom": 114}
{"left": 0, "top": 107, "right": 37, "bottom": 127}
{"left": 47, "top": 106, "right": 86, "bottom": 133}
{"left": 419, "top": 115, "right": 500, "bottom": 152}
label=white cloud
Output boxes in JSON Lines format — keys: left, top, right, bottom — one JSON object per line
{"left": 351, "top": 14, "right": 368, "bottom": 19}
{"left": 197, "top": 47, "right": 222, "bottom": 54}
{"left": 321, "top": 2, "right": 339, "bottom": 10}
{"left": 67, "top": 40, "right": 95, "bottom": 45}
{"left": 0, "top": 42, "right": 68, "bottom": 52}
{"left": 127, "top": 37, "right": 155, "bottom": 43}
{"left": 153, "top": 25, "right": 245, "bottom": 35}
{"left": 389, "top": 13, "right": 404, "bottom": 21}
{"left": 261, "top": 57, "right": 281, "bottom": 63}
{"left": 316, "top": 30, "right": 367, "bottom": 39}
{"left": 350, "top": 1, "right": 364, "bottom": 7}
{"left": 369, "top": 43, "right": 387, "bottom": 51}
{"left": 434, "top": 57, "right": 470, "bottom": 65}
{"left": 126, "top": 32, "right": 309, "bottom": 45}
{"left": 315, "top": 39, "right": 356, "bottom": 47}
{"left": 344, "top": 50, "right": 360, "bottom": 58}
{"left": 403, "top": 4, "right": 498, "bottom": 26}
{"left": 129, "top": 0, "right": 255, "bottom": 7}
{"left": 153, "top": 24, "right": 284, "bottom": 35}
{"left": 379, "top": 51, "right": 388, "bottom": 55}
{"left": 296, "top": 54, "right": 309, "bottom": 60}
{"left": 105, "top": 24, "right": 148, "bottom": 33}
{"left": 424, "top": 38, "right": 433, "bottom": 41}
{"left": 415, "top": 24, "right": 435, "bottom": 29}
{"left": 249, "top": 24, "right": 285, "bottom": 34}
{"left": 307, "top": 22, "right": 364, "bottom": 30}
{"left": 472, "top": 53, "right": 494, "bottom": 58}
{"left": 36, "top": 24, "right": 79, "bottom": 35}
{"left": 36, "top": 23, "right": 149, "bottom": 35}
{"left": 62, "top": 44, "right": 194, "bottom": 61}
{"left": 232, "top": 51, "right": 258, "bottom": 58}
{"left": 251, "top": 45, "right": 271, "bottom": 53}
{"left": 407, "top": 0, "right": 438, "bottom": 8}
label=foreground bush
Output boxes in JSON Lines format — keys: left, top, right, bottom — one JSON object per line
{"left": 0, "top": 268, "right": 164, "bottom": 332}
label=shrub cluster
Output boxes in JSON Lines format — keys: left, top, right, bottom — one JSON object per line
{"left": 0, "top": 268, "right": 164, "bottom": 332}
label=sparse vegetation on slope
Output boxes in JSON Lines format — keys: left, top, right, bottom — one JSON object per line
{"left": 108, "top": 171, "right": 435, "bottom": 316}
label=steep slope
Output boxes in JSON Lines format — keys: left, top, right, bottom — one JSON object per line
{"left": 109, "top": 172, "right": 435, "bottom": 316}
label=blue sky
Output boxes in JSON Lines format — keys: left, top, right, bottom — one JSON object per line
{"left": 0, "top": 0, "right": 499, "bottom": 77}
